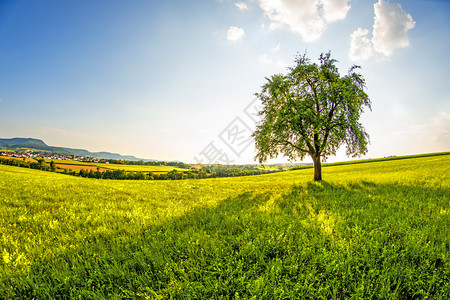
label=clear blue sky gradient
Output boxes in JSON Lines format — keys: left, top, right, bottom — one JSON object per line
{"left": 0, "top": 0, "right": 449, "bottom": 163}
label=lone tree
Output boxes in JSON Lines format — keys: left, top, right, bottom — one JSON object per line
{"left": 252, "top": 51, "right": 371, "bottom": 181}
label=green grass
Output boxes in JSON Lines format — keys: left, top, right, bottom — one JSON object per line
{"left": 44, "top": 159, "right": 190, "bottom": 173}
{"left": 95, "top": 163, "right": 189, "bottom": 172}
{"left": 43, "top": 159, "right": 91, "bottom": 165}
{"left": 1, "top": 154, "right": 449, "bottom": 299}
{"left": 291, "top": 151, "right": 450, "bottom": 170}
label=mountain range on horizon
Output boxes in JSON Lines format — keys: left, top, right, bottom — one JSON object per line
{"left": 0, "top": 137, "right": 153, "bottom": 161}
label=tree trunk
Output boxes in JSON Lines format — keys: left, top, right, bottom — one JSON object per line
{"left": 312, "top": 155, "right": 322, "bottom": 181}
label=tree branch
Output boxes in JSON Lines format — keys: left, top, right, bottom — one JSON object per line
{"left": 282, "top": 140, "right": 309, "bottom": 153}
{"left": 320, "top": 102, "right": 338, "bottom": 151}
{"left": 305, "top": 78, "right": 319, "bottom": 115}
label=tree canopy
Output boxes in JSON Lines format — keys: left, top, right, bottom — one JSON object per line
{"left": 252, "top": 51, "right": 371, "bottom": 181}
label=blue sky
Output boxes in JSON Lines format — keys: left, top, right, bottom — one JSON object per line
{"left": 0, "top": 0, "right": 449, "bottom": 164}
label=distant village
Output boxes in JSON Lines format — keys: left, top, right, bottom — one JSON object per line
{"left": 0, "top": 149, "right": 106, "bottom": 163}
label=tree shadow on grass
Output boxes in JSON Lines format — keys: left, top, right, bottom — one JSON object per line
{"left": 4, "top": 182, "right": 450, "bottom": 299}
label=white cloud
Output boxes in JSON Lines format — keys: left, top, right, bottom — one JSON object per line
{"left": 349, "top": 28, "right": 374, "bottom": 61}
{"left": 349, "top": 0, "right": 415, "bottom": 61}
{"left": 258, "top": 52, "right": 287, "bottom": 67}
{"left": 423, "top": 112, "right": 450, "bottom": 149}
{"left": 372, "top": 0, "right": 415, "bottom": 57}
{"left": 272, "top": 43, "right": 281, "bottom": 51}
{"left": 235, "top": 2, "right": 249, "bottom": 11}
{"left": 259, "top": 0, "right": 350, "bottom": 42}
{"left": 321, "top": 0, "right": 351, "bottom": 23}
{"left": 258, "top": 54, "right": 272, "bottom": 64}
{"left": 383, "top": 112, "right": 450, "bottom": 154}
{"left": 227, "top": 26, "right": 245, "bottom": 41}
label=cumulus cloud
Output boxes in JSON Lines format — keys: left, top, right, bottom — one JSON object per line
{"left": 321, "top": 0, "right": 351, "bottom": 23}
{"left": 235, "top": 2, "right": 249, "bottom": 11}
{"left": 349, "top": 28, "right": 374, "bottom": 61}
{"left": 349, "top": 0, "right": 415, "bottom": 61}
{"left": 259, "top": 0, "right": 350, "bottom": 42}
{"left": 227, "top": 26, "right": 245, "bottom": 41}
{"left": 372, "top": 0, "right": 415, "bottom": 57}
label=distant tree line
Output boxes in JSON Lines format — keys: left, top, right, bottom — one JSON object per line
{"left": 0, "top": 157, "right": 52, "bottom": 171}
{"left": 195, "top": 165, "right": 276, "bottom": 178}
{"left": 106, "top": 159, "right": 190, "bottom": 169}
{"left": 0, "top": 157, "right": 278, "bottom": 181}
{"left": 76, "top": 167, "right": 276, "bottom": 180}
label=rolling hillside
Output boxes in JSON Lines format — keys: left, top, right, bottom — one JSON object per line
{"left": 0, "top": 154, "right": 449, "bottom": 298}
{"left": 0, "top": 137, "right": 149, "bottom": 161}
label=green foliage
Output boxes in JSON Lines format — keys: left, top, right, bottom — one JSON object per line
{"left": 47, "top": 160, "right": 191, "bottom": 173}
{"left": 0, "top": 154, "right": 449, "bottom": 298}
{"left": 253, "top": 51, "right": 371, "bottom": 180}
{"left": 0, "top": 157, "right": 50, "bottom": 171}
{"left": 49, "top": 161, "right": 56, "bottom": 172}
{"left": 106, "top": 159, "right": 190, "bottom": 169}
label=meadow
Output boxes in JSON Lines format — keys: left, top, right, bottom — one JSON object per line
{"left": 42, "top": 159, "right": 190, "bottom": 173}
{"left": 97, "top": 163, "right": 189, "bottom": 173}
{"left": 0, "top": 156, "right": 37, "bottom": 163}
{"left": 0, "top": 154, "right": 449, "bottom": 299}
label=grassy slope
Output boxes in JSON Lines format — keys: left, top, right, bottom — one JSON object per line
{"left": 0, "top": 154, "right": 449, "bottom": 299}
{"left": 43, "top": 159, "right": 189, "bottom": 172}
{"left": 96, "top": 164, "right": 189, "bottom": 172}
{"left": 0, "top": 156, "right": 37, "bottom": 163}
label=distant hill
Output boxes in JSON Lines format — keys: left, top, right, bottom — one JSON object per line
{"left": 0, "top": 137, "right": 151, "bottom": 161}
{"left": 0, "top": 137, "right": 48, "bottom": 149}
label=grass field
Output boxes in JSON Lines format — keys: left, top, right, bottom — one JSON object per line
{"left": 54, "top": 164, "right": 111, "bottom": 172}
{"left": 0, "top": 156, "right": 37, "bottom": 163}
{"left": 43, "top": 159, "right": 190, "bottom": 173}
{"left": 95, "top": 163, "right": 190, "bottom": 173}
{"left": 1, "top": 154, "right": 449, "bottom": 298}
